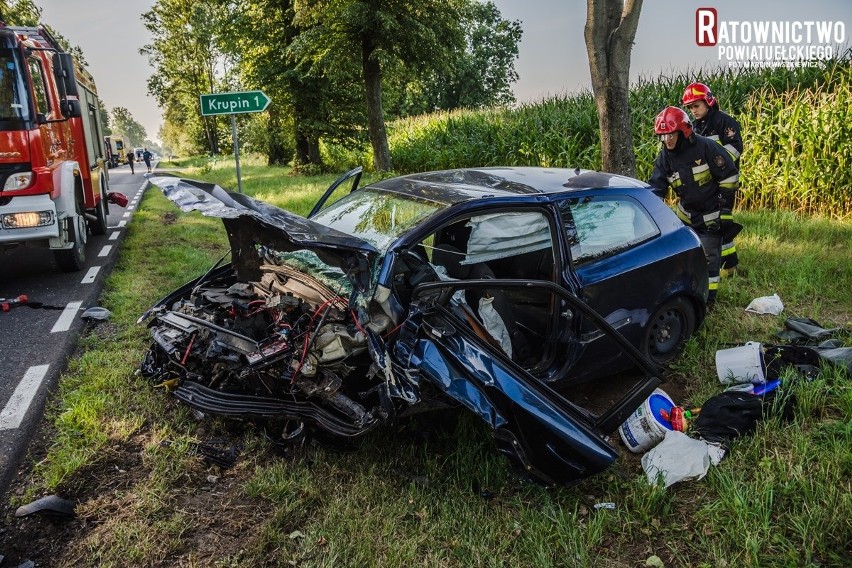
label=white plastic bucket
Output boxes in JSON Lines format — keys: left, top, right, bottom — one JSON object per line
{"left": 619, "top": 388, "right": 675, "bottom": 454}
{"left": 715, "top": 342, "right": 765, "bottom": 385}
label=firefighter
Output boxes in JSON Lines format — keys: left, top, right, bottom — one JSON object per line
{"left": 649, "top": 106, "right": 740, "bottom": 305}
{"left": 126, "top": 150, "right": 135, "bottom": 174}
{"left": 682, "top": 82, "right": 743, "bottom": 277}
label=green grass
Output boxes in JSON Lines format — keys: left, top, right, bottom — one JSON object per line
{"left": 6, "top": 155, "right": 848, "bottom": 567}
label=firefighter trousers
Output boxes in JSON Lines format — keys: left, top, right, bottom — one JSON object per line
{"left": 697, "top": 229, "right": 721, "bottom": 304}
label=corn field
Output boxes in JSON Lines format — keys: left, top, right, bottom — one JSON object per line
{"left": 328, "top": 57, "right": 851, "bottom": 218}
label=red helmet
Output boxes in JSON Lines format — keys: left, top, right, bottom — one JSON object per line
{"left": 654, "top": 106, "right": 693, "bottom": 138}
{"left": 682, "top": 82, "right": 717, "bottom": 107}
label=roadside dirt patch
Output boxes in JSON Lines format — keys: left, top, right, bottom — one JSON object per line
{"left": 0, "top": 425, "right": 272, "bottom": 567}
{"left": 161, "top": 212, "right": 178, "bottom": 225}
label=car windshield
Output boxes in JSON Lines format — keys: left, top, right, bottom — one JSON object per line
{"left": 311, "top": 188, "right": 445, "bottom": 251}
{"left": 0, "top": 46, "right": 30, "bottom": 123}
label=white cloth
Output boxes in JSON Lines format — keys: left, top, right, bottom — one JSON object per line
{"left": 641, "top": 430, "right": 715, "bottom": 488}
{"left": 745, "top": 294, "right": 784, "bottom": 315}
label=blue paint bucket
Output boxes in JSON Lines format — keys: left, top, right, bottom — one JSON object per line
{"left": 618, "top": 388, "right": 675, "bottom": 453}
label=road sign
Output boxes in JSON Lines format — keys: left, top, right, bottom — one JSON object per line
{"left": 199, "top": 90, "right": 271, "bottom": 116}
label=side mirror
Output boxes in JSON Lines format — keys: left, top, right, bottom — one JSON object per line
{"left": 52, "top": 52, "right": 79, "bottom": 98}
{"left": 36, "top": 113, "right": 47, "bottom": 125}
{"left": 52, "top": 52, "right": 81, "bottom": 119}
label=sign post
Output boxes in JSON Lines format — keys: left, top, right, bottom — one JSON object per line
{"left": 199, "top": 90, "right": 271, "bottom": 193}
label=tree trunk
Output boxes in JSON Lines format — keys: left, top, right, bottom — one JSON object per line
{"left": 584, "top": 0, "right": 643, "bottom": 177}
{"left": 266, "top": 110, "right": 289, "bottom": 166}
{"left": 202, "top": 115, "right": 220, "bottom": 155}
{"left": 294, "top": 133, "right": 321, "bottom": 166}
{"left": 361, "top": 35, "right": 393, "bottom": 172}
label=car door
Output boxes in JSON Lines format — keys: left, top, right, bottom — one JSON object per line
{"left": 556, "top": 193, "right": 674, "bottom": 374}
{"left": 394, "top": 278, "right": 662, "bottom": 486}
{"left": 308, "top": 167, "right": 363, "bottom": 218}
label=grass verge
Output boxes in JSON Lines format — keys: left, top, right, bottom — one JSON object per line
{"left": 1, "top": 158, "right": 850, "bottom": 567}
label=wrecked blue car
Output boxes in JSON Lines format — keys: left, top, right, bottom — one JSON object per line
{"left": 140, "top": 167, "right": 708, "bottom": 485}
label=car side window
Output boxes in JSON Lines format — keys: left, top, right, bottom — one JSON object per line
{"left": 560, "top": 196, "right": 659, "bottom": 265}
{"left": 27, "top": 57, "right": 51, "bottom": 116}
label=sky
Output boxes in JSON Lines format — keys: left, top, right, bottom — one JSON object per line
{"left": 34, "top": 0, "right": 852, "bottom": 146}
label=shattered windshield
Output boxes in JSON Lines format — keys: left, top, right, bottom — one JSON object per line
{"left": 0, "top": 46, "right": 30, "bottom": 123}
{"left": 310, "top": 188, "right": 445, "bottom": 252}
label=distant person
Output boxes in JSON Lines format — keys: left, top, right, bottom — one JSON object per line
{"left": 126, "top": 150, "right": 135, "bottom": 174}
{"left": 142, "top": 148, "right": 153, "bottom": 173}
{"left": 682, "top": 82, "right": 744, "bottom": 277}
{"left": 649, "top": 106, "right": 740, "bottom": 306}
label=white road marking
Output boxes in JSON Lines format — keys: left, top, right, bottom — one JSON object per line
{"left": 122, "top": 212, "right": 131, "bottom": 218}
{"left": 109, "top": 231, "right": 120, "bottom": 241}
{"left": 118, "top": 220, "right": 127, "bottom": 228}
{"left": 81, "top": 266, "right": 101, "bottom": 284}
{"left": 98, "top": 245, "right": 112, "bottom": 257}
{"left": 0, "top": 365, "right": 50, "bottom": 431}
{"left": 51, "top": 301, "right": 82, "bottom": 333}
{"left": 127, "top": 205, "right": 135, "bottom": 212}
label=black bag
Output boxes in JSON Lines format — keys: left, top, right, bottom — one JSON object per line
{"left": 693, "top": 388, "right": 795, "bottom": 446}
{"left": 693, "top": 391, "right": 764, "bottom": 445}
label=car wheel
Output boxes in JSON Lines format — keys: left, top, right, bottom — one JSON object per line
{"left": 89, "top": 184, "right": 109, "bottom": 236}
{"left": 54, "top": 203, "right": 88, "bottom": 272}
{"left": 643, "top": 297, "right": 696, "bottom": 363}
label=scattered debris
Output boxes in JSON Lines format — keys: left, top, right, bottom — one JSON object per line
{"left": 642, "top": 430, "right": 715, "bottom": 488}
{"left": 160, "top": 439, "right": 240, "bottom": 469}
{"left": 14, "top": 495, "right": 76, "bottom": 521}
{"left": 107, "top": 191, "right": 129, "bottom": 207}
{"left": 745, "top": 293, "right": 784, "bottom": 315}
{"left": 81, "top": 306, "right": 112, "bottom": 321}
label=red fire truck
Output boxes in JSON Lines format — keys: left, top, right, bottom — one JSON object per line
{"left": 0, "top": 23, "right": 111, "bottom": 271}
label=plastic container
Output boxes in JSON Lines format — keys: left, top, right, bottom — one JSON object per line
{"left": 619, "top": 388, "right": 675, "bottom": 453}
{"left": 715, "top": 342, "right": 765, "bottom": 385}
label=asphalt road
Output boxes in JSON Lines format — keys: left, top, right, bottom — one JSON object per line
{"left": 0, "top": 163, "right": 153, "bottom": 498}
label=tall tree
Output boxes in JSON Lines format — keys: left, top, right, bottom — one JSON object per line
{"left": 292, "top": 0, "right": 467, "bottom": 172}
{"left": 111, "top": 107, "right": 147, "bottom": 146}
{"left": 382, "top": 1, "right": 521, "bottom": 116}
{"left": 584, "top": 0, "right": 642, "bottom": 176}
{"left": 218, "top": 0, "right": 363, "bottom": 168}
{"left": 141, "top": 0, "right": 224, "bottom": 154}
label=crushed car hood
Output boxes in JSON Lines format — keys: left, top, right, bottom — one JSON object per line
{"left": 149, "top": 177, "right": 379, "bottom": 292}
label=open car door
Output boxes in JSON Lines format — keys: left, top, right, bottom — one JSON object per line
{"left": 394, "top": 279, "right": 663, "bottom": 486}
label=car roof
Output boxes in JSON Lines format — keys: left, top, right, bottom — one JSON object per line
{"left": 367, "top": 167, "right": 652, "bottom": 205}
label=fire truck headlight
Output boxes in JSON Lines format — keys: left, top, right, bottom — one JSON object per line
{"left": 1, "top": 211, "right": 54, "bottom": 229}
{"left": 3, "top": 172, "right": 34, "bottom": 191}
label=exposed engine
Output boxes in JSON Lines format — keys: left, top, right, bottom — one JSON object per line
{"left": 140, "top": 254, "right": 402, "bottom": 440}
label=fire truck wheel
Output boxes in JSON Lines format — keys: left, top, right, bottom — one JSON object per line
{"left": 54, "top": 206, "right": 88, "bottom": 272}
{"left": 90, "top": 185, "right": 109, "bottom": 235}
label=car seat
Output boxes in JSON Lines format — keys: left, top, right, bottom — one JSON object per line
{"left": 431, "top": 245, "right": 530, "bottom": 362}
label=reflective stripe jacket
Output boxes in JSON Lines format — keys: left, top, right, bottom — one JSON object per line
{"left": 693, "top": 107, "right": 743, "bottom": 167}
{"left": 649, "top": 134, "right": 740, "bottom": 221}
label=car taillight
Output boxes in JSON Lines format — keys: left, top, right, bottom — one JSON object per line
{"left": 3, "top": 172, "right": 34, "bottom": 191}
{"left": 1, "top": 210, "right": 54, "bottom": 228}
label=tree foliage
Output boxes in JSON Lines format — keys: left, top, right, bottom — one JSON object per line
{"left": 291, "top": 0, "right": 470, "bottom": 171}
{"left": 111, "top": 107, "right": 147, "bottom": 147}
{"left": 141, "top": 0, "right": 226, "bottom": 155}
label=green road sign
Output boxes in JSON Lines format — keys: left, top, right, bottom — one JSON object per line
{"left": 200, "top": 90, "right": 271, "bottom": 116}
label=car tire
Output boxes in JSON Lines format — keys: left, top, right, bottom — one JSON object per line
{"left": 54, "top": 205, "right": 88, "bottom": 272}
{"left": 643, "top": 297, "right": 696, "bottom": 363}
{"left": 89, "top": 184, "right": 109, "bottom": 236}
